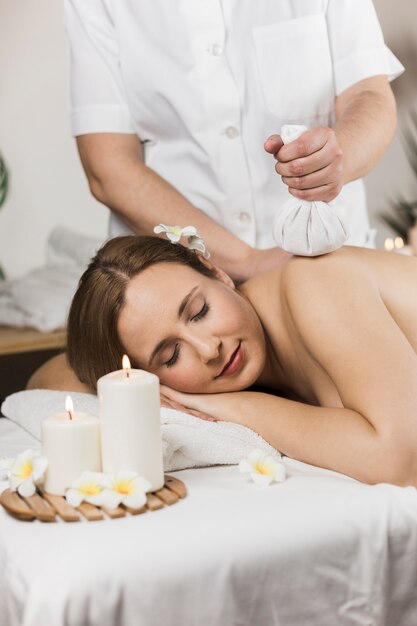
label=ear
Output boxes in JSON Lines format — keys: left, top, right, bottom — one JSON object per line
{"left": 197, "top": 255, "right": 235, "bottom": 288}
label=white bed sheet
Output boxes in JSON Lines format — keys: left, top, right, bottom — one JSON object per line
{"left": 1, "top": 417, "right": 417, "bottom": 626}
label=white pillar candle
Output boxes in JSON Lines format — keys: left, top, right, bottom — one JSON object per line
{"left": 97, "top": 357, "right": 164, "bottom": 491}
{"left": 42, "top": 396, "right": 101, "bottom": 495}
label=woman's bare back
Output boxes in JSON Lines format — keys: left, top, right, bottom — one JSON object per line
{"left": 241, "top": 246, "right": 417, "bottom": 408}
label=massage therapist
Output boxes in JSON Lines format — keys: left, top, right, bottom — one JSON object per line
{"left": 65, "top": 0, "right": 403, "bottom": 282}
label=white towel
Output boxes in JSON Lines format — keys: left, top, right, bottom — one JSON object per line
{"left": 273, "top": 125, "right": 349, "bottom": 256}
{"left": 1, "top": 390, "right": 279, "bottom": 471}
{"left": 0, "top": 227, "right": 102, "bottom": 332}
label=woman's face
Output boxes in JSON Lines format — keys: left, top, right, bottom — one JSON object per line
{"left": 117, "top": 262, "right": 267, "bottom": 393}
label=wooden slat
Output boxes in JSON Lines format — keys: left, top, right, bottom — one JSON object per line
{"left": 155, "top": 486, "right": 179, "bottom": 505}
{"left": 23, "top": 493, "right": 56, "bottom": 522}
{"left": 101, "top": 506, "right": 126, "bottom": 519}
{"left": 164, "top": 475, "right": 187, "bottom": 498}
{"left": 77, "top": 502, "right": 104, "bottom": 521}
{"left": 43, "top": 493, "right": 80, "bottom": 522}
{"left": 0, "top": 326, "right": 66, "bottom": 356}
{"left": 0, "top": 489, "right": 36, "bottom": 520}
{"left": 146, "top": 493, "right": 165, "bottom": 511}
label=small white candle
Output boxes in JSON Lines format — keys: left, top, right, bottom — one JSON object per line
{"left": 42, "top": 396, "right": 101, "bottom": 495}
{"left": 97, "top": 356, "right": 164, "bottom": 491}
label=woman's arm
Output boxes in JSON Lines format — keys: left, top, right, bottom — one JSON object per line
{"left": 163, "top": 252, "right": 417, "bottom": 486}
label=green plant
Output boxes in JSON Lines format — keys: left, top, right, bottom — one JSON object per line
{"left": 0, "top": 153, "right": 9, "bottom": 279}
{"left": 381, "top": 111, "right": 417, "bottom": 242}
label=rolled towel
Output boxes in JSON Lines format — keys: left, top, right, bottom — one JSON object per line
{"left": 273, "top": 125, "right": 349, "bottom": 256}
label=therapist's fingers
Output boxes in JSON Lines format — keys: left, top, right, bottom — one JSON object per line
{"left": 277, "top": 127, "right": 336, "bottom": 162}
{"left": 264, "top": 134, "right": 284, "bottom": 155}
{"left": 281, "top": 163, "right": 338, "bottom": 192}
{"left": 288, "top": 182, "right": 341, "bottom": 203}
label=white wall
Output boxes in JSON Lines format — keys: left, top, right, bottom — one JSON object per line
{"left": 0, "top": 1, "right": 416, "bottom": 279}
{"left": 0, "top": 0, "right": 108, "bottom": 280}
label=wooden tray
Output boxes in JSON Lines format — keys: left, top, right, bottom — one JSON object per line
{"left": 0, "top": 475, "right": 186, "bottom": 522}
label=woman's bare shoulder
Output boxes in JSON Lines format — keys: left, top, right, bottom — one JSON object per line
{"left": 26, "top": 353, "right": 92, "bottom": 393}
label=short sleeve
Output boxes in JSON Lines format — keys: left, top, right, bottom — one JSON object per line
{"left": 326, "top": 0, "right": 404, "bottom": 96}
{"left": 64, "top": 0, "right": 136, "bottom": 136}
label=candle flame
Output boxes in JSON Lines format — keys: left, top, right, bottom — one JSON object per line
{"left": 65, "top": 395, "right": 74, "bottom": 420}
{"left": 122, "top": 354, "right": 131, "bottom": 378}
{"left": 384, "top": 238, "right": 394, "bottom": 251}
{"left": 394, "top": 236, "right": 404, "bottom": 249}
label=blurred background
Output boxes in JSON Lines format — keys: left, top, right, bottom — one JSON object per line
{"left": 0, "top": 0, "right": 416, "bottom": 280}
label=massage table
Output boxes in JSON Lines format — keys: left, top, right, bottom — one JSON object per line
{"left": 1, "top": 415, "right": 417, "bottom": 626}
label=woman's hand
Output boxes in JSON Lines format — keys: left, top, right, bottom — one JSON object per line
{"left": 160, "top": 385, "right": 246, "bottom": 424}
{"left": 160, "top": 386, "right": 219, "bottom": 422}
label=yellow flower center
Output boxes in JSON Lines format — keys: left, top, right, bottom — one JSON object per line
{"left": 116, "top": 481, "right": 133, "bottom": 495}
{"left": 81, "top": 483, "right": 102, "bottom": 496}
{"left": 18, "top": 462, "right": 33, "bottom": 479}
{"left": 256, "top": 464, "right": 272, "bottom": 476}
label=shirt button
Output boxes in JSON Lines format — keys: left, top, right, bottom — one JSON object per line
{"left": 238, "top": 212, "right": 251, "bottom": 223}
{"left": 207, "top": 43, "right": 224, "bottom": 56}
{"left": 225, "top": 126, "right": 239, "bottom": 139}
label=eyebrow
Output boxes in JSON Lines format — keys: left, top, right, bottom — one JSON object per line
{"left": 148, "top": 286, "right": 199, "bottom": 367}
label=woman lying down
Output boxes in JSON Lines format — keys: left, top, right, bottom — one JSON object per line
{"left": 31, "top": 227, "right": 417, "bottom": 487}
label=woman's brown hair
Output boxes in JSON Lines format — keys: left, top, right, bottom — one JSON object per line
{"left": 67, "top": 235, "right": 215, "bottom": 392}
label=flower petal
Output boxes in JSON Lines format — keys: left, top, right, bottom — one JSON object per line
{"left": 132, "top": 476, "right": 152, "bottom": 493}
{"left": 17, "top": 477, "right": 36, "bottom": 497}
{"left": 70, "top": 471, "right": 106, "bottom": 489}
{"left": 123, "top": 492, "right": 147, "bottom": 509}
{"left": 66, "top": 488, "right": 84, "bottom": 507}
{"left": 181, "top": 226, "right": 198, "bottom": 237}
{"left": 91, "top": 489, "right": 122, "bottom": 509}
{"left": 272, "top": 463, "right": 286, "bottom": 483}
{"left": 188, "top": 238, "right": 206, "bottom": 253}
{"left": 248, "top": 449, "right": 267, "bottom": 466}
{"left": 32, "top": 456, "right": 48, "bottom": 481}
{"left": 251, "top": 472, "right": 273, "bottom": 487}
{"left": 153, "top": 224, "right": 168, "bottom": 234}
{"left": 166, "top": 231, "right": 181, "bottom": 243}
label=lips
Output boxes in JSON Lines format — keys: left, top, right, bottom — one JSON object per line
{"left": 217, "top": 342, "right": 244, "bottom": 377}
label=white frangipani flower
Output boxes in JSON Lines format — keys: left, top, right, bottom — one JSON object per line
{"left": 153, "top": 224, "right": 209, "bottom": 258}
{"left": 239, "top": 449, "right": 286, "bottom": 487}
{"left": 99, "top": 471, "right": 151, "bottom": 509}
{"left": 66, "top": 471, "right": 107, "bottom": 508}
{"left": 9, "top": 449, "right": 48, "bottom": 497}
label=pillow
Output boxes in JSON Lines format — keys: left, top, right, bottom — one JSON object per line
{"left": 1, "top": 390, "right": 278, "bottom": 472}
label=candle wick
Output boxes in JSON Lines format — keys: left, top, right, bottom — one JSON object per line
{"left": 68, "top": 410, "right": 73, "bottom": 421}
{"left": 126, "top": 370, "right": 130, "bottom": 379}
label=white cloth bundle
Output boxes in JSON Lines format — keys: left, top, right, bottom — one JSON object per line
{"left": 273, "top": 125, "right": 349, "bottom": 256}
{"left": 0, "top": 227, "right": 102, "bottom": 332}
{"left": 1, "top": 390, "right": 279, "bottom": 471}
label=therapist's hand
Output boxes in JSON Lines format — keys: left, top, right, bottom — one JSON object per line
{"left": 243, "top": 246, "right": 291, "bottom": 281}
{"left": 264, "top": 127, "right": 344, "bottom": 202}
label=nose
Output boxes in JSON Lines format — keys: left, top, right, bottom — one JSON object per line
{"left": 187, "top": 332, "right": 221, "bottom": 363}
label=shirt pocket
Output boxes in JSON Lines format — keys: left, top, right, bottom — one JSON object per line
{"left": 252, "top": 14, "right": 335, "bottom": 121}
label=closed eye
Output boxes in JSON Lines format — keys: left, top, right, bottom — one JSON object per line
{"left": 191, "top": 302, "right": 210, "bottom": 322}
{"left": 164, "top": 302, "right": 210, "bottom": 368}
{"left": 165, "top": 343, "right": 180, "bottom": 368}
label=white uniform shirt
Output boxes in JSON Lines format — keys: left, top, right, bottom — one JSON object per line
{"left": 65, "top": 0, "right": 404, "bottom": 248}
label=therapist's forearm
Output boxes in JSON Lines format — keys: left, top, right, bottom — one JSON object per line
{"left": 334, "top": 78, "right": 397, "bottom": 184}
{"left": 79, "top": 137, "right": 257, "bottom": 281}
